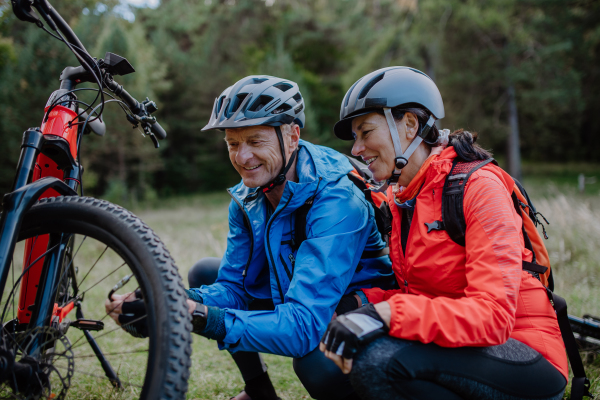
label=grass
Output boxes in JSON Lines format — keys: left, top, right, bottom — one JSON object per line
{"left": 521, "top": 168, "right": 600, "bottom": 399}
{"left": 134, "top": 193, "right": 311, "bottom": 399}
{"left": 3, "top": 167, "right": 599, "bottom": 399}
{"left": 133, "top": 172, "right": 600, "bottom": 399}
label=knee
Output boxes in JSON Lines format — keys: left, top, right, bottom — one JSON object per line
{"left": 294, "top": 348, "right": 354, "bottom": 400}
{"left": 188, "top": 257, "right": 221, "bottom": 288}
{"left": 350, "top": 337, "right": 407, "bottom": 400}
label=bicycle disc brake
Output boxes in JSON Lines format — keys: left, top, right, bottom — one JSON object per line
{"left": 0, "top": 326, "right": 74, "bottom": 400}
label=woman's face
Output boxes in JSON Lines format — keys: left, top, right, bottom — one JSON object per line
{"left": 351, "top": 111, "right": 422, "bottom": 185}
{"left": 350, "top": 113, "right": 396, "bottom": 182}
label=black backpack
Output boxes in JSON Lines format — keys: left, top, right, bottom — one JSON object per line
{"left": 424, "top": 158, "right": 592, "bottom": 400}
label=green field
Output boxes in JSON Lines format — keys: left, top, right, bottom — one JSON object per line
{"left": 128, "top": 169, "right": 600, "bottom": 399}
{"left": 5, "top": 170, "right": 598, "bottom": 399}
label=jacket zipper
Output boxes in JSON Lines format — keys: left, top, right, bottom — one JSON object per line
{"left": 267, "top": 194, "right": 294, "bottom": 303}
{"left": 227, "top": 189, "right": 254, "bottom": 292}
{"left": 398, "top": 207, "right": 413, "bottom": 293}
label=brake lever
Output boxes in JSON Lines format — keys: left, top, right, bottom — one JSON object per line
{"left": 143, "top": 125, "right": 160, "bottom": 148}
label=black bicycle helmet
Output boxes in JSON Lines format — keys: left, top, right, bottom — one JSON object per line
{"left": 334, "top": 67, "right": 445, "bottom": 182}
{"left": 202, "top": 75, "right": 306, "bottom": 192}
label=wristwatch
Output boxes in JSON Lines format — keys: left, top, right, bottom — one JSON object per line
{"left": 191, "top": 302, "right": 208, "bottom": 334}
{"left": 355, "top": 290, "right": 369, "bottom": 307}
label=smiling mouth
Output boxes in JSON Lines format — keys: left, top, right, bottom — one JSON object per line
{"left": 243, "top": 164, "right": 262, "bottom": 171}
{"left": 364, "top": 156, "right": 377, "bottom": 166}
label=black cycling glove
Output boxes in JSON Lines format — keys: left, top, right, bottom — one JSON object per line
{"left": 321, "top": 303, "right": 388, "bottom": 359}
{"left": 117, "top": 289, "right": 149, "bottom": 338}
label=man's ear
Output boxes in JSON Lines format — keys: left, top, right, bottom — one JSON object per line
{"left": 290, "top": 123, "right": 300, "bottom": 149}
{"left": 403, "top": 113, "right": 420, "bottom": 140}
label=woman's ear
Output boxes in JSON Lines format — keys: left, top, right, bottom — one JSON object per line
{"left": 403, "top": 112, "right": 420, "bottom": 140}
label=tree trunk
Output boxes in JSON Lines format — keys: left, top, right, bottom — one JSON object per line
{"left": 506, "top": 65, "right": 522, "bottom": 181}
{"left": 422, "top": 47, "right": 442, "bottom": 129}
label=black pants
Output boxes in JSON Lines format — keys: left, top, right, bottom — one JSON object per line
{"left": 189, "top": 257, "right": 357, "bottom": 400}
{"left": 350, "top": 336, "right": 567, "bottom": 400}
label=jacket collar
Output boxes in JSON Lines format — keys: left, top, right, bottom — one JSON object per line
{"left": 229, "top": 139, "right": 353, "bottom": 213}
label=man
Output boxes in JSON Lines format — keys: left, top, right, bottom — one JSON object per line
{"left": 108, "top": 75, "right": 393, "bottom": 400}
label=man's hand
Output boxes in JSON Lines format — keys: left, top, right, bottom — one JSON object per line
{"left": 105, "top": 290, "right": 148, "bottom": 338}
{"left": 320, "top": 302, "right": 390, "bottom": 374}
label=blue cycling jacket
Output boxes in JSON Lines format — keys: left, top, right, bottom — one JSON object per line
{"left": 189, "top": 140, "right": 393, "bottom": 357}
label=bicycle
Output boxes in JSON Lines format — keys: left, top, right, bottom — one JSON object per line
{"left": 0, "top": 1, "right": 192, "bottom": 398}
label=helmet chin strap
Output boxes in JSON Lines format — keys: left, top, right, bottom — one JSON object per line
{"left": 383, "top": 108, "right": 436, "bottom": 184}
{"left": 262, "top": 125, "right": 298, "bottom": 193}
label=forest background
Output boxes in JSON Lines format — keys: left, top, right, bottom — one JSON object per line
{"left": 0, "top": 0, "right": 598, "bottom": 200}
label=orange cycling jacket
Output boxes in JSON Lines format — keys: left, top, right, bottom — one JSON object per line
{"left": 363, "top": 147, "right": 568, "bottom": 379}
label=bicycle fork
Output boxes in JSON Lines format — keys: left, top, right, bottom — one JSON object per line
{"left": 0, "top": 129, "right": 122, "bottom": 386}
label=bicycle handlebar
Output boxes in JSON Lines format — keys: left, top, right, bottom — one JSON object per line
{"left": 149, "top": 121, "right": 167, "bottom": 140}
{"left": 33, "top": 1, "right": 91, "bottom": 66}
{"left": 104, "top": 78, "right": 167, "bottom": 140}
{"left": 29, "top": 0, "right": 167, "bottom": 141}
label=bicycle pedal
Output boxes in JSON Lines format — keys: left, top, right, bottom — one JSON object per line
{"left": 70, "top": 319, "right": 104, "bottom": 331}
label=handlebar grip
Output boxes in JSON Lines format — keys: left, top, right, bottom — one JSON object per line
{"left": 149, "top": 121, "right": 167, "bottom": 140}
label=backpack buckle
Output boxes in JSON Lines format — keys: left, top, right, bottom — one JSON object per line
{"left": 424, "top": 220, "right": 445, "bottom": 233}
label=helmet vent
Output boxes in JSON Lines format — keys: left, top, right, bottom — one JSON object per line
{"left": 358, "top": 73, "right": 384, "bottom": 100}
{"left": 272, "top": 103, "right": 292, "bottom": 115}
{"left": 253, "top": 78, "right": 269, "bottom": 84}
{"left": 292, "top": 92, "right": 302, "bottom": 102}
{"left": 294, "top": 104, "right": 304, "bottom": 114}
{"left": 344, "top": 79, "right": 362, "bottom": 107}
{"left": 273, "top": 83, "right": 293, "bottom": 92}
{"left": 249, "top": 95, "right": 274, "bottom": 112}
{"left": 216, "top": 95, "right": 226, "bottom": 116}
{"left": 230, "top": 93, "right": 249, "bottom": 114}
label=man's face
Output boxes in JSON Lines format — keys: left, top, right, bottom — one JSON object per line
{"left": 225, "top": 126, "right": 285, "bottom": 188}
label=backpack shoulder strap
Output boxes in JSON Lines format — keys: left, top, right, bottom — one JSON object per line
{"left": 292, "top": 196, "right": 315, "bottom": 253}
{"left": 293, "top": 173, "right": 391, "bottom": 259}
{"left": 548, "top": 292, "right": 594, "bottom": 400}
{"left": 347, "top": 170, "right": 392, "bottom": 244}
{"left": 439, "top": 159, "right": 593, "bottom": 399}
{"left": 441, "top": 158, "right": 495, "bottom": 246}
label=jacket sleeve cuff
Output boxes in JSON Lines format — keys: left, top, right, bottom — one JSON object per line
{"left": 363, "top": 288, "right": 386, "bottom": 303}
{"left": 387, "top": 297, "right": 404, "bottom": 338}
{"left": 363, "top": 288, "right": 405, "bottom": 304}
{"left": 219, "top": 309, "right": 245, "bottom": 352}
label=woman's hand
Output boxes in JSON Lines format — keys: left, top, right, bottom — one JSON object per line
{"left": 320, "top": 302, "right": 392, "bottom": 374}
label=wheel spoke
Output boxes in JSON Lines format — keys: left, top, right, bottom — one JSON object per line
{"left": 72, "top": 348, "right": 148, "bottom": 359}
{"left": 77, "top": 245, "right": 108, "bottom": 288}
{"left": 0, "top": 199, "right": 191, "bottom": 398}
{"left": 11, "top": 255, "right": 15, "bottom": 320}
{"left": 53, "top": 364, "right": 143, "bottom": 389}
{"left": 1, "top": 240, "right": 62, "bottom": 324}
{"left": 70, "top": 313, "right": 147, "bottom": 351}
{"left": 68, "top": 286, "right": 141, "bottom": 351}
{"left": 79, "top": 261, "right": 127, "bottom": 296}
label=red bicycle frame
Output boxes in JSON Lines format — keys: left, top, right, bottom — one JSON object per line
{"left": 17, "top": 103, "right": 79, "bottom": 325}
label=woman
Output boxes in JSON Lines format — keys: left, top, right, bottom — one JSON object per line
{"left": 320, "top": 67, "right": 568, "bottom": 400}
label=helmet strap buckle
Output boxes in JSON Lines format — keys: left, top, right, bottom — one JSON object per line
{"left": 395, "top": 157, "right": 408, "bottom": 170}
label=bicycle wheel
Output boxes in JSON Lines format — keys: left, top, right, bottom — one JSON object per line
{"left": 0, "top": 196, "right": 192, "bottom": 399}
